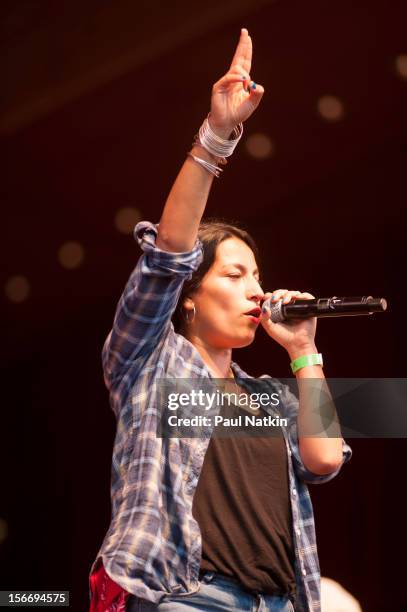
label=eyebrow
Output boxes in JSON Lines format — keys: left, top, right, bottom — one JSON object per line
{"left": 221, "top": 263, "right": 260, "bottom": 276}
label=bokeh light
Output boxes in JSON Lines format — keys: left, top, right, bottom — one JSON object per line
{"left": 395, "top": 54, "right": 407, "bottom": 79}
{"left": 5, "top": 275, "right": 30, "bottom": 303}
{"left": 317, "top": 95, "right": 344, "bottom": 121}
{"left": 58, "top": 241, "right": 85, "bottom": 269}
{"left": 245, "top": 133, "right": 274, "bottom": 159}
{"left": 114, "top": 207, "right": 142, "bottom": 234}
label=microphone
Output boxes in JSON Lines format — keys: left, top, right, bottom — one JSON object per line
{"left": 263, "top": 296, "right": 387, "bottom": 323}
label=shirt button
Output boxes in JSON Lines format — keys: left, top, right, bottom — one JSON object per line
{"left": 296, "top": 527, "right": 301, "bottom": 536}
{"left": 292, "top": 488, "right": 297, "bottom": 496}
{"left": 302, "top": 569, "right": 307, "bottom": 576}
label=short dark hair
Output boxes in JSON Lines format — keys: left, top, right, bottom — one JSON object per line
{"left": 172, "top": 218, "right": 261, "bottom": 334}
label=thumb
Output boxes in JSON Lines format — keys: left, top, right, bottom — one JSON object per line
{"left": 237, "top": 83, "right": 265, "bottom": 122}
{"left": 260, "top": 298, "right": 273, "bottom": 326}
{"left": 246, "top": 83, "right": 265, "bottom": 109}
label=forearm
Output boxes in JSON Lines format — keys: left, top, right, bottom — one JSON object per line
{"left": 156, "top": 132, "right": 230, "bottom": 253}
{"left": 289, "top": 346, "right": 343, "bottom": 475}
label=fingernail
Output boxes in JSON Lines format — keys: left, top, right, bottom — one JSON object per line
{"left": 262, "top": 302, "right": 270, "bottom": 313}
{"left": 271, "top": 294, "right": 276, "bottom": 301}
{"left": 251, "top": 81, "right": 257, "bottom": 89}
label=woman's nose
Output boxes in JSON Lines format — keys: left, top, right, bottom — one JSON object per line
{"left": 248, "top": 280, "right": 264, "bottom": 302}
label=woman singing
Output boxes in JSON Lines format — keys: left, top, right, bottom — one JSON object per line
{"left": 89, "top": 28, "right": 352, "bottom": 612}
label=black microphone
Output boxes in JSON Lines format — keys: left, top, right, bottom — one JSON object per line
{"left": 264, "top": 296, "right": 387, "bottom": 323}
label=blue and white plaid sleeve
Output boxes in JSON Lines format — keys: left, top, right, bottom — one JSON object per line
{"left": 102, "top": 221, "right": 203, "bottom": 392}
{"left": 277, "top": 380, "right": 352, "bottom": 484}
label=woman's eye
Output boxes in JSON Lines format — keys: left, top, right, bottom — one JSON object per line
{"left": 227, "top": 274, "right": 241, "bottom": 278}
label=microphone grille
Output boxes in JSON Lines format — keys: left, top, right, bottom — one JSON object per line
{"left": 268, "top": 300, "right": 285, "bottom": 323}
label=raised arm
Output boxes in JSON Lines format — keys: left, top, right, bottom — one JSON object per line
{"left": 156, "top": 28, "right": 264, "bottom": 253}
{"left": 102, "top": 30, "right": 264, "bottom": 402}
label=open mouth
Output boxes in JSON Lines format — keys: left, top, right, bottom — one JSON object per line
{"left": 244, "top": 307, "right": 262, "bottom": 318}
{"left": 244, "top": 307, "right": 262, "bottom": 323}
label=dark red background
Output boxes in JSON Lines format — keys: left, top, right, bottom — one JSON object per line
{"left": 1, "top": 1, "right": 406, "bottom": 610}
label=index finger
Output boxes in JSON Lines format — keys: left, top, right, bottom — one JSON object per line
{"left": 230, "top": 28, "right": 252, "bottom": 74}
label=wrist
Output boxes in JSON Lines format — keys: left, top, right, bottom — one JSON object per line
{"left": 209, "top": 125, "right": 234, "bottom": 140}
{"left": 287, "top": 343, "right": 318, "bottom": 362}
{"left": 290, "top": 351, "right": 323, "bottom": 375}
{"left": 207, "top": 116, "right": 234, "bottom": 140}
{"left": 194, "top": 114, "right": 243, "bottom": 158}
{"left": 191, "top": 144, "right": 221, "bottom": 164}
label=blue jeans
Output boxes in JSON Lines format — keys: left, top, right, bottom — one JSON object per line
{"left": 126, "top": 571, "right": 295, "bottom": 611}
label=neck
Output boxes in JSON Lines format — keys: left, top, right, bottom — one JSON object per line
{"left": 187, "top": 334, "right": 233, "bottom": 378}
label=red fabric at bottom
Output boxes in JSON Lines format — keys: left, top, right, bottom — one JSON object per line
{"left": 89, "top": 560, "right": 131, "bottom": 612}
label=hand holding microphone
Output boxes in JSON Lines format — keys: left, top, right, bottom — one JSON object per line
{"left": 259, "top": 290, "right": 387, "bottom": 358}
{"left": 261, "top": 294, "right": 387, "bottom": 323}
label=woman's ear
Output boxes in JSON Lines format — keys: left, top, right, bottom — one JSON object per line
{"left": 183, "top": 297, "right": 194, "bottom": 311}
{"left": 181, "top": 296, "right": 196, "bottom": 327}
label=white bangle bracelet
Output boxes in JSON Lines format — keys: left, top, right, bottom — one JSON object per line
{"left": 193, "top": 114, "right": 243, "bottom": 161}
{"left": 187, "top": 153, "right": 223, "bottom": 178}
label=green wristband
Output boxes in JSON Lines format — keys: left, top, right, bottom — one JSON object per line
{"left": 290, "top": 353, "right": 323, "bottom": 374}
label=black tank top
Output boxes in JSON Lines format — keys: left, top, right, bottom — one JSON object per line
{"left": 192, "top": 402, "right": 297, "bottom": 598}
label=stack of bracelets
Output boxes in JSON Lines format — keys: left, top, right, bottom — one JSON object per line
{"left": 188, "top": 114, "right": 244, "bottom": 178}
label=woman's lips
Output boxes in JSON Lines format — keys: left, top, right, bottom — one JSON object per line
{"left": 246, "top": 314, "right": 261, "bottom": 324}
{"left": 244, "top": 311, "right": 261, "bottom": 324}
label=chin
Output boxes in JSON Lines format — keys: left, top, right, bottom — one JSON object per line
{"left": 208, "top": 325, "right": 257, "bottom": 349}
{"left": 232, "top": 331, "right": 257, "bottom": 349}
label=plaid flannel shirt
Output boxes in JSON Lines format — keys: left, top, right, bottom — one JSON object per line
{"left": 90, "top": 221, "right": 352, "bottom": 612}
